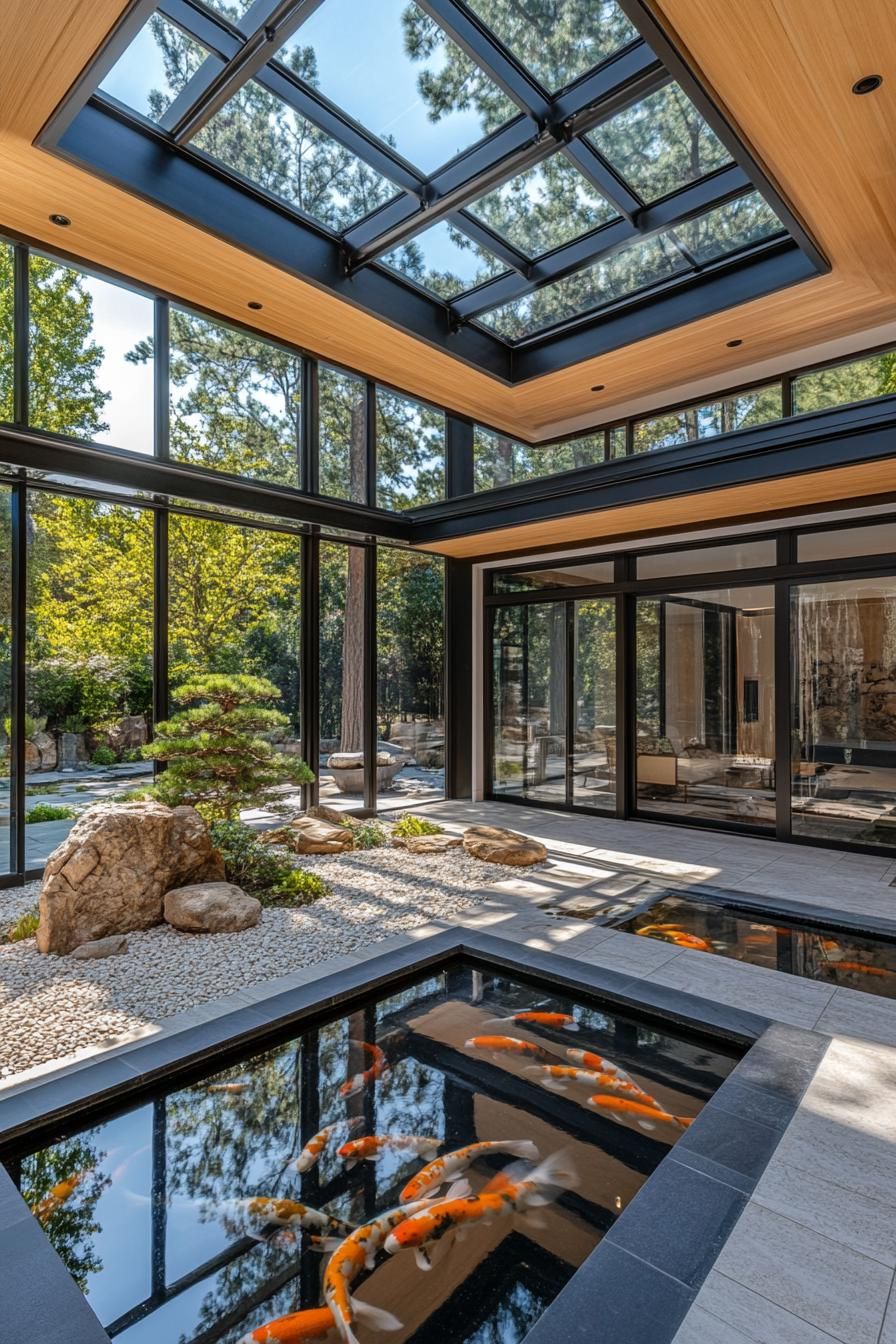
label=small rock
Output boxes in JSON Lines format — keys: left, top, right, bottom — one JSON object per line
{"left": 164, "top": 882, "right": 261, "bottom": 934}
{"left": 287, "top": 816, "right": 354, "bottom": 855}
{"left": 462, "top": 825, "right": 547, "bottom": 867}
{"left": 396, "top": 834, "right": 462, "bottom": 855}
{"left": 70, "top": 934, "right": 129, "bottom": 960}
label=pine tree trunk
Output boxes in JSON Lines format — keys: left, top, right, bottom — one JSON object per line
{"left": 340, "top": 393, "right": 367, "bottom": 753}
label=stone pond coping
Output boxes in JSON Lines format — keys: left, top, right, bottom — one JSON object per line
{"left": 0, "top": 926, "right": 828, "bottom": 1344}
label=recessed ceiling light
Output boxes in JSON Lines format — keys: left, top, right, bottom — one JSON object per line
{"left": 49, "top": 213, "right": 71, "bottom": 227}
{"left": 852, "top": 74, "right": 883, "bottom": 95}
{"left": 726, "top": 338, "right": 743, "bottom": 348}
{"left": 591, "top": 383, "right": 605, "bottom": 392}
{"left": 248, "top": 300, "right": 263, "bottom": 310}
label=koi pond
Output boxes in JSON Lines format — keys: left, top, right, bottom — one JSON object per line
{"left": 615, "top": 894, "right": 896, "bottom": 996}
{"left": 5, "top": 962, "right": 738, "bottom": 1344}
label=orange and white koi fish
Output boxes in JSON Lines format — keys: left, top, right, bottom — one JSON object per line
{"left": 293, "top": 1126, "right": 339, "bottom": 1174}
{"left": 338, "top": 1135, "right": 441, "bottom": 1169}
{"left": 525, "top": 1065, "right": 660, "bottom": 1108}
{"left": 832, "top": 961, "right": 893, "bottom": 978}
{"left": 239, "top": 1299, "right": 401, "bottom": 1344}
{"left": 464, "top": 1035, "right": 552, "bottom": 1061}
{"left": 671, "top": 932, "right": 711, "bottom": 951}
{"left": 339, "top": 1042, "right": 387, "bottom": 1099}
{"left": 206, "top": 1082, "right": 250, "bottom": 1095}
{"left": 636, "top": 923, "right": 686, "bottom": 936}
{"left": 400, "top": 1139, "right": 539, "bottom": 1203}
{"left": 31, "top": 1170, "right": 91, "bottom": 1225}
{"left": 588, "top": 1095, "right": 692, "bottom": 1132}
{"left": 565, "top": 1048, "right": 633, "bottom": 1082}
{"left": 385, "top": 1151, "right": 576, "bottom": 1261}
{"left": 321, "top": 1190, "right": 465, "bottom": 1344}
{"left": 236, "top": 1197, "right": 354, "bottom": 1238}
{"left": 484, "top": 1012, "right": 579, "bottom": 1032}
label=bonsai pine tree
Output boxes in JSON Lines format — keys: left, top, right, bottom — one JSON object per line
{"left": 143, "top": 674, "right": 313, "bottom": 820}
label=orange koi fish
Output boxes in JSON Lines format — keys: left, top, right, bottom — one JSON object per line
{"left": 400, "top": 1138, "right": 539, "bottom": 1203}
{"left": 589, "top": 1095, "right": 692, "bottom": 1132}
{"left": 832, "top": 961, "right": 892, "bottom": 978}
{"left": 239, "top": 1300, "right": 401, "bottom": 1344}
{"left": 237, "top": 1197, "right": 354, "bottom": 1238}
{"left": 385, "top": 1151, "right": 576, "bottom": 1263}
{"left": 636, "top": 923, "right": 686, "bottom": 936}
{"left": 206, "top": 1082, "right": 250, "bottom": 1095}
{"left": 339, "top": 1135, "right": 441, "bottom": 1169}
{"left": 671, "top": 932, "right": 711, "bottom": 951}
{"left": 291, "top": 1117, "right": 363, "bottom": 1174}
{"left": 31, "top": 1170, "right": 91, "bottom": 1225}
{"left": 464, "top": 1035, "right": 552, "bottom": 1061}
{"left": 525, "top": 1065, "right": 660, "bottom": 1108}
{"left": 322, "top": 1191, "right": 467, "bottom": 1344}
{"left": 484, "top": 1012, "right": 579, "bottom": 1032}
{"left": 339, "top": 1042, "right": 387, "bottom": 1099}
{"left": 565, "top": 1048, "right": 632, "bottom": 1082}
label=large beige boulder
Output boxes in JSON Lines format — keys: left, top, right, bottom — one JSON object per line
{"left": 164, "top": 882, "right": 260, "bottom": 933}
{"left": 462, "top": 825, "right": 547, "bottom": 867}
{"left": 37, "top": 802, "right": 225, "bottom": 954}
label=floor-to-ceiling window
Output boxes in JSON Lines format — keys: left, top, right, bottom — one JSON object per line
{"left": 168, "top": 514, "right": 303, "bottom": 820}
{"left": 25, "top": 492, "right": 155, "bottom": 867}
{"left": 318, "top": 539, "right": 366, "bottom": 811}
{"left": 792, "top": 575, "right": 896, "bottom": 847}
{"left": 635, "top": 586, "right": 775, "bottom": 828}
{"left": 0, "top": 487, "right": 11, "bottom": 872}
{"left": 377, "top": 549, "right": 445, "bottom": 808}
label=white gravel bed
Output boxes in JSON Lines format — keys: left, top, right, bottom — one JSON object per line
{"left": 0, "top": 879, "right": 42, "bottom": 927}
{"left": 0, "top": 847, "right": 517, "bottom": 1080}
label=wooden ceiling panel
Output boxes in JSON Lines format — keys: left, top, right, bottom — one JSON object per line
{"left": 0, "top": 0, "right": 894, "bottom": 439}
{"left": 415, "top": 460, "right": 896, "bottom": 558}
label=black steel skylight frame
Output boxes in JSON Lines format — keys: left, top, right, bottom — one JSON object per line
{"left": 41, "top": 0, "right": 827, "bottom": 381}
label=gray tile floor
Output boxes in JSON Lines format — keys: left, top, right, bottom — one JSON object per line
{"left": 5, "top": 800, "right": 896, "bottom": 1342}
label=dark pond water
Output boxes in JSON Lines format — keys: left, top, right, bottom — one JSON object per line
{"left": 9, "top": 961, "right": 737, "bottom": 1344}
{"left": 615, "top": 895, "right": 896, "bottom": 996}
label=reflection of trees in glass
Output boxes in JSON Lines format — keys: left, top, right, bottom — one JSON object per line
{"left": 377, "top": 551, "right": 444, "bottom": 743}
{"left": 793, "top": 352, "right": 896, "bottom": 413}
{"left": 20, "top": 1135, "right": 110, "bottom": 1291}
{"left": 463, "top": 1276, "right": 549, "bottom": 1344}
{"left": 633, "top": 384, "right": 783, "bottom": 454}
{"left": 27, "top": 495, "right": 154, "bottom": 731}
{"left": 168, "top": 516, "right": 302, "bottom": 737}
{"left": 474, "top": 427, "right": 605, "bottom": 491}
{"left": 375, "top": 390, "right": 444, "bottom": 509}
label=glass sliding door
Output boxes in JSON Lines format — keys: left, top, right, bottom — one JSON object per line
{"left": 635, "top": 586, "right": 775, "bottom": 827}
{"left": 792, "top": 576, "right": 896, "bottom": 847}
{"left": 491, "top": 603, "right": 567, "bottom": 803}
{"left": 572, "top": 598, "right": 616, "bottom": 810}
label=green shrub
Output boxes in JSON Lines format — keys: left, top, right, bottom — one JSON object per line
{"left": 348, "top": 820, "right": 388, "bottom": 850}
{"left": 61, "top": 715, "right": 87, "bottom": 734}
{"left": 91, "top": 746, "right": 117, "bottom": 766}
{"left": 26, "top": 803, "right": 77, "bottom": 824}
{"left": 267, "top": 867, "right": 330, "bottom": 907}
{"left": 392, "top": 813, "right": 443, "bottom": 838}
{"left": 3, "top": 907, "right": 39, "bottom": 943}
{"left": 25, "top": 783, "right": 61, "bottom": 797}
{"left": 121, "top": 747, "right": 144, "bottom": 763}
{"left": 209, "top": 819, "right": 292, "bottom": 895}
{"left": 144, "top": 674, "right": 314, "bottom": 821}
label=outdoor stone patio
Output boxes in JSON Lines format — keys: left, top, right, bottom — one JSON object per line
{"left": 3, "top": 800, "right": 896, "bottom": 1343}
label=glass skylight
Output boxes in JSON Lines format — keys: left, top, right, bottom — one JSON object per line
{"left": 478, "top": 233, "right": 689, "bottom": 340}
{"left": 587, "top": 82, "right": 732, "bottom": 203}
{"left": 468, "top": 157, "right": 617, "bottom": 257}
{"left": 462, "top": 0, "right": 639, "bottom": 92}
{"left": 98, "top": 14, "right": 209, "bottom": 122}
{"left": 193, "top": 81, "right": 400, "bottom": 232}
{"left": 674, "top": 192, "right": 785, "bottom": 263}
{"left": 272, "top": 0, "right": 520, "bottom": 174}
{"left": 380, "top": 220, "right": 508, "bottom": 300}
